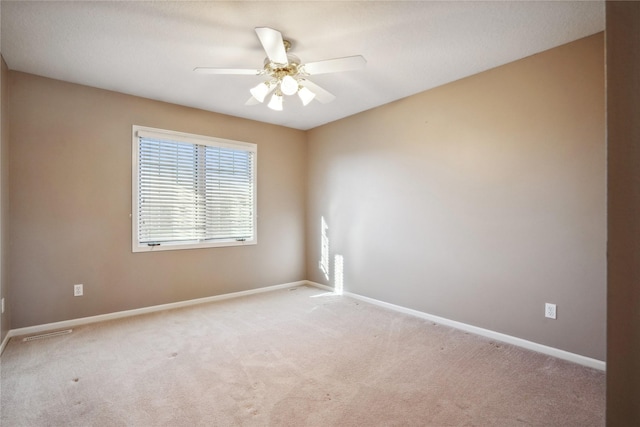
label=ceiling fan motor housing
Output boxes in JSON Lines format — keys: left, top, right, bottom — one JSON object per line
{"left": 263, "top": 53, "right": 302, "bottom": 80}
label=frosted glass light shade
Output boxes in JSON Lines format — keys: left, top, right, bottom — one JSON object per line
{"left": 267, "top": 93, "right": 283, "bottom": 111}
{"left": 249, "top": 82, "right": 270, "bottom": 103}
{"left": 298, "top": 86, "right": 316, "bottom": 106}
{"left": 280, "top": 75, "right": 299, "bottom": 96}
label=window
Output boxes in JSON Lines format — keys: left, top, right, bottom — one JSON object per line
{"left": 132, "top": 126, "right": 256, "bottom": 252}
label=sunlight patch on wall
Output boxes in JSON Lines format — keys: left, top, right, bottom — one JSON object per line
{"left": 334, "top": 254, "right": 344, "bottom": 295}
{"left": 319, "top": 216, "right": 329, "bottom": 280}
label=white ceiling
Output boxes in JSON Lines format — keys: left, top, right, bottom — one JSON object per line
{"left": 1, "top": 1, "right": 604, "bottom": 131}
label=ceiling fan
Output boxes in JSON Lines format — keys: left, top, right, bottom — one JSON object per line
{"left": 194, "top": 27, "right": 366, "bottom": 111}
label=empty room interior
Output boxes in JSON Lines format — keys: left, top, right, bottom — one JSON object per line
{"left": 1, "top": 1, "right": 639, "bottom": 426}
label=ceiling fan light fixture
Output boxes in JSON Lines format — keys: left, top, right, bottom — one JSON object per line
{"left": 196, "top": 28, "right": 366, "bottom": 111}
{"left": 249, "top": 81, "right": 271, "bottom": 103}
{"left": 298, "top": 86, "right": 316, "bottom": 106}
{"left": 280, "top": 75, "right": 299, "bottom": 96}
{"left": 267, "top": 92, "right": 283, "bottom": 111}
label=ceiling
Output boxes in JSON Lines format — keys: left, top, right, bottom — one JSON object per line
{"left": 1, "top": 1, "right": 604, "bottom": 131}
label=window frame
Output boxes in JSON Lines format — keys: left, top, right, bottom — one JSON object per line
{"left": 132, "top": 125, "right": 257, "bottom": 253}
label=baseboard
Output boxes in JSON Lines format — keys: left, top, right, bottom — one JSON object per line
{"left": 5, "top": 279, "right": 606, "bottom": 371}
{"left": 0, "top": 331, "right": 10, "bottom": 356}
{"left": 7, "top": 280, "right": 307, "bottom": 340}
{"left": 305, "top": 281, "right": 606, "bottom": 371}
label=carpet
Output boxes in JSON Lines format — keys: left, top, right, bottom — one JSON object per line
{"left": 0, "top": 285, "right": 605, "bottom": 426}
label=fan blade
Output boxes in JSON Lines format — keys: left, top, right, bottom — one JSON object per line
{"left": 245, "top": 97, "right": 261, "bottom": 106}
{"left": 302, "top": 55, "right": 366, "bottom": 75}
{"left": 194, "top": 67, "right": 260, "bottom": 75}
{"left": 298, "top": 80, "right": 336, "bottom": 104}
{"left": 255, "top": 27, "right": 288, "bottom": 65}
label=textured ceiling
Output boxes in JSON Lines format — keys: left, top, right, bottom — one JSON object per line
{"left": 1, "top": 1, "right": 604, "bottom": 130}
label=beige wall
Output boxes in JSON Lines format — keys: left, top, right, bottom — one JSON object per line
{"left": 1, "top": 56, "right": 9, "bottom": 342}
{"left": 8, "top": 72, "right": 307, "bottom": 328}
{"left": 6, "top": 33, "right": 608, "bottom": 364}
{"left": 307, "top": 34, "right": 606, "bottom": 360}
{"left": 606, "top": 2, "right": 640, "bottom": 424}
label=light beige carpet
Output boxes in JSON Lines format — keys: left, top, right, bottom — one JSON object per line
{"left": 1, "top": 285, "right": 604, "bottom": 426}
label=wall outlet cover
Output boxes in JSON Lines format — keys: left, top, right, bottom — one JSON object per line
{"left": 545, "top": 303, "right": 557, "bottom": 319}
{"left": 74, "top": 284, "right": 83, "bottom": 297}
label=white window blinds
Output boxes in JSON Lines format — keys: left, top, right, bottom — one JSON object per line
{"left": 133, "top": 127, "right": 256, "bottom": 252}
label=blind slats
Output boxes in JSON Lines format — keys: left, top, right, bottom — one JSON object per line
{"left": 137, "top": 136, "right": 255, "bottom": 245}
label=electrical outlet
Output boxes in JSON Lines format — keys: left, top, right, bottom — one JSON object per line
{"left": 545, "top": 303, "right": 557, "bottom": 319}
{"left": 74, "top": 284, "right": 83, "bottom": 297}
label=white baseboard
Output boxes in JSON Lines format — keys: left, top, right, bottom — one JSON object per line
{"left": 0, "top": 331, "right": 10, "bottom": 355}
{"left": 4, "top": 279, "right": 606, "bottom": 371}
{"left": 6, "top": 280, "right": 307, "bottom": 340}
{"left": 305, "top": 281, "right": 606, "bottom": 371}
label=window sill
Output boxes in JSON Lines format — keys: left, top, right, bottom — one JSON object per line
{"left": 132, "top": 239, "right": 257, "bottom": 253}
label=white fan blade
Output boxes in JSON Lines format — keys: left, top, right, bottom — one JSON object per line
{"left": 298, "top": 80, "right": 336, "bottom": 104}
{"left": 255, "top": 27, "right": 288, "bottom": 65}
{"left": 303, "top": 55, "right": 366, "bottom": 75}
{"left": 194, "top": 67, "right": 260, "bottom": 75}
{"left": 245, "top": 97, "right": 261, "bottom": 106}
